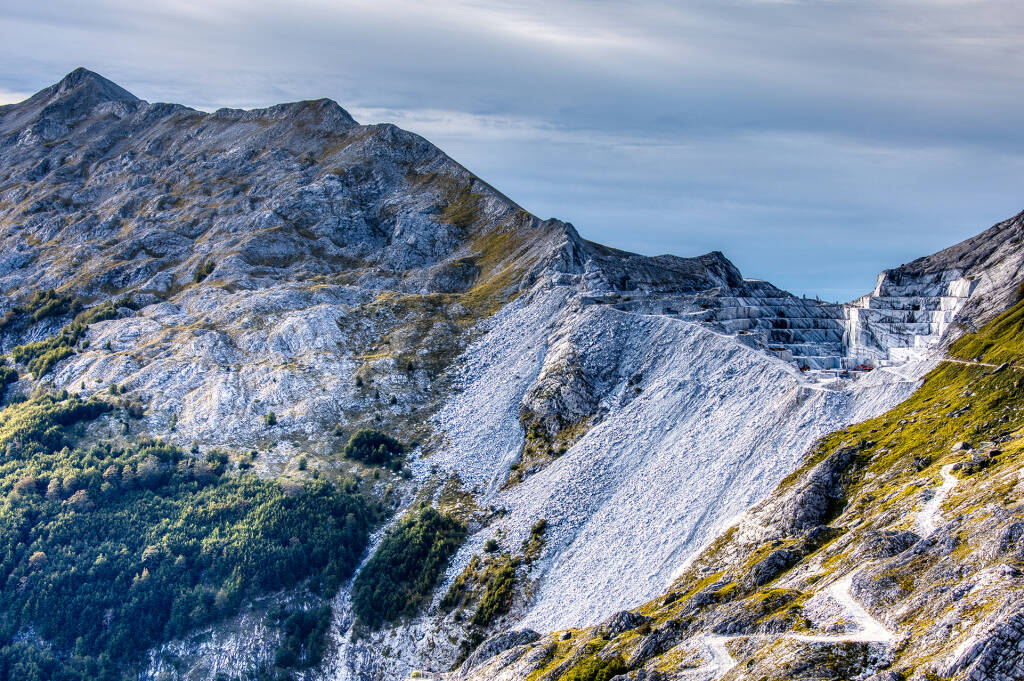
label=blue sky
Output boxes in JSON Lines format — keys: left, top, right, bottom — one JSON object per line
{"left": 2, "top": 0, "right": 1022, "bottom": 301}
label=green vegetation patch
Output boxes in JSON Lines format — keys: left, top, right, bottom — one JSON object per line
{"left": 439, "top": 185, "right": 484, "bottom": 230}
{"left": 0, "top": 365, "right": 17, "bottom": 403}
{"left": 73, "top": 299, "right": 125, "bottom": 326}
{"left": 472, "top": 554, "right": 517, "bottom": 627}
{"left": 2, "top": 292, "right": 126, "bottom": 335}
{"left": 0, "top": 394, "right": 377, "bottom": 679}
{"left": 507, "top": 417, "right": 589, "bottom": 488}
{"left": 269, "top": 605, "right": 333, "bottom": 674}
{"left": 342, "top": 428, "right": 405, "bottom": 469}
{"left": 6, "top": 298, "right": 130, "bottom": 380}
{"left": 950, "top": 296, "right": 1024, "bottom": 365}
{"left": 0, "top": 392, "right": 109, "bottom": 449}
{"left": 523, "top": 517, "right": 547, "bottom": 563}
{"left": 352, "top": 505, "right": 466, "bottom": 628}
{"left": 558, "top": 654, "right": 628, "bottom": 681}
{"left": 0, "top": 289, "right": 85, "bottom": 339}
{"left": 10, "top": 323, "right": 86, "bottom": 378}
{"left": 194, "top": 260, "right": 216, "bottom": 283}
{"left": 441, "top": 552, "right": 518, "bottom": 627}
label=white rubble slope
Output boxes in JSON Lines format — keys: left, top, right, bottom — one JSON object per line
{"left": 426, "top": 283, "right": 924, "bottom": 635}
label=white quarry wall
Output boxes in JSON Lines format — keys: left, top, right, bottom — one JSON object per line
{"left": 844, "top": 271, "right": 975, "bottom": 367}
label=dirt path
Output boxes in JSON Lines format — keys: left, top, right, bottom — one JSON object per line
{"left": 915, "top": 464, "right": 959, "bottom": 537}
{"left": 684, "top": 571, "right": 894, "bottom": 678}
{"left": 789, "top": 571, "right": 894, "bottom": 644}
{"left": 942, "top": 357, "right": 1023, "bottom": 371}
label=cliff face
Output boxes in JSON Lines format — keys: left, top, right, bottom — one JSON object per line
{"left": 1, "top": 70, "right": 1020, "bottom": 681}
{"left": 845, "top": 211, "right": 1024, "bottom": 367}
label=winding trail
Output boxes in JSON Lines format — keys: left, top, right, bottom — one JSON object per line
{"left": 942, "top": 357, "right": 1024, "bottom": 371}
{"left": 789, "top": 572, "right": 894, "bottom": 644}
{"left": 915, "top": 464, "right": 959, "bottom": 537}
{"left": 688, "top": 635, "right": 737, "bottom": 678}
{"left": 681, "top": 464, "right": 959, "bottom": 679}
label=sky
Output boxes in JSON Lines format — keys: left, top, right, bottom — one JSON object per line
{"left": 1, "top": 0, "right": 1023, "bottom": 301}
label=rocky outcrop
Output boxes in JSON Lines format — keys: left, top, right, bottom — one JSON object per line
{"left": 459, "top": 629, "right": 541, "bottom": 673}
{"left": 744, "top": 548, "right": 803, "bottom": 588}
{"left": 597, "top": 611, "right": 652, "bottom": 640}
{"left": 845, "top": 211, "right": 1024, "bottom": 367}
{"left": 941, "top": 610, "right": 1024, "bottom": 681}
{"left": 738, "top": 442, "right": 863, "bottom": 545}
{"left": 845, "top": 270, "right": 973, "bottom": 365}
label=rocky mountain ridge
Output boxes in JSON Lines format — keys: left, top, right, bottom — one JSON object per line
{"left": 1, "top": 70, "right": 1022, "bottom": 681}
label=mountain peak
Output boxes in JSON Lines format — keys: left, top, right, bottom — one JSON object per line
{"left": 0, "top": 68, "right": 142, "bottom": 133}
{"left": 51, "top": 67, "right": 139, "bottom": 103}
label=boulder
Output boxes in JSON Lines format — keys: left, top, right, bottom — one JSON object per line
{"left": 744, "top": 548, "right": 802, "bottom": 588}
{"left": 460, "top": 629, "right": 540, "bottom": 673}
{"left": 597, "top": 610, "right": 651, "bottom": 639}
{"left": 862, "top": 529, "right": 920, "bottom": 559}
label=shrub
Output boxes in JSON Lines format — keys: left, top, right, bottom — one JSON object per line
{"left": 270, "top": 605, "right": 332, "bottom": 671}
{"left": 11, "top": 323, "right": 87, "bottom": 378}
{"left": 0, "top": 366, "right": 17, "bottom": 402}
{"left": 472, "top": 555, "right": 516, "bottom": 627}
{"left": 0, "top": 393, "right": 109, "bottom": 452}
{"left": 12, "top": 475, "right": 38, "bottom": 496}
{"left": 352, "top": 505, "right": 465, "bottom": 628}
{"left": 523, "top": 518, "right": 547, "bottom": 562}
{"left": 26, "top": 345, "right": 75, "bottom": 378}
{"left": 342, "top": 429, "right": 405, "bottom": 469}
{"left": 0, "top": 290, "right": 82, "bottom": 336}
{"left": 265, "top": 411, "right": 277, "bottom": 426}
{"left": 194, "top": 261, "right": 216, "bottom": 283}
{"left": 24, "top": 289, "right": 81, "bottom": 323}
{"left": 74, "top": 300, "right": 121, "bottom": 326}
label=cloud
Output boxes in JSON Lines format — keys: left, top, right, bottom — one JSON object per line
{"left": 1, "top": 0, "right": 1023, "bottom": 300}
{"left": 0, "top": 89, "right": 32, "bottom": 106}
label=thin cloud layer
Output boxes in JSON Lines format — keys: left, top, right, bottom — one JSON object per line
{"left": 2, "top": 0, "right": 1022, "bottom": 299}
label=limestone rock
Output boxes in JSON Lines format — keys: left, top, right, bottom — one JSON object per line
{"left": 459, "top": 629, "right": 540, "bottom": 673}
{"left": 597, "top": 611, "right": 652, "bottom": 639}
